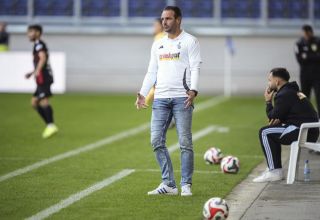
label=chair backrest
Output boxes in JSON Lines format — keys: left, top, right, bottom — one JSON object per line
{"left": 298, "top": 122, "right": 320, "bottom": 148}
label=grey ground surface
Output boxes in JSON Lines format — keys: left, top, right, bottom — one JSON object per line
{"left": 227, "top": 147, "right": 320, "bottom": 220}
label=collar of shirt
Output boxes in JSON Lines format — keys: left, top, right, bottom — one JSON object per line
{"left": 165, "top": 30, "right": 185, "bottom": 42}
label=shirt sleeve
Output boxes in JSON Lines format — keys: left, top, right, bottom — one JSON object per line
{"left": 266, "top": 93, "right": 294, "bottom": 121}
{"left": 35, "top": 43, "right": 45, "bottom": 52}
{"left": 139, "top": 42, "right": 158, "bottom": 97}
{"left": 188, "top": 38, "right": 202, "bottom": 91}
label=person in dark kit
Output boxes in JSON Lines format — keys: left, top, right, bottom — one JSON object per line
{"left": 25, "top": 24, "right": 58, "bottom": 138}
{"left": 253, "top": 68, "right": 319, "bottom": 183}
{"left": 0, "top": 22, "right": 9, "bottom": 51}
{"left": 295, "top": 25, "right": 320, "bottom": 118}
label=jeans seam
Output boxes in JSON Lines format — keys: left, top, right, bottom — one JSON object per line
{"left": 159, "top": 109, "right": 173, "bottom": 146}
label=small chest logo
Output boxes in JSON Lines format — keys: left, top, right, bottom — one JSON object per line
{"left": 177, "top": 42, "right": 181, "bottom": 49}
{"left": 311, "top": 44, "right": 317, "bottom": 52}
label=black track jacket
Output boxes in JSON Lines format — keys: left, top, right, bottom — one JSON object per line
{"left": 266, "top": 81, "right": 318, "bottom": 127}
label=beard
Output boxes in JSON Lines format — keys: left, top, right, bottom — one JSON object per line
{"left": 164, "top": 26, "right": 172, "bottom": 33}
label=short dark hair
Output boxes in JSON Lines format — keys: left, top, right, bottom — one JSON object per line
{"left": 302, "top": 24, "right": 313, "bottom": 34}
{"left": 163, "top": 6, "right": 182, "bottom": 19}
{"left": 28, "top": 24, "right": 43, "bottom": 35}
{"left": 270, "top": 68, "right": 290, "bottom": 81}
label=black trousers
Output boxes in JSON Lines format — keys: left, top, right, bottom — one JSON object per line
{"left": 300, "top": 74, "right": 320, "bottom": 117}
{"left": 258, "top": 125, "right": 319, "bottom": 170}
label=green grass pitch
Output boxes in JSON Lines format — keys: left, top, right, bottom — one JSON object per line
{"left": 0, "top": 93, "right": 266, "bottom": 219}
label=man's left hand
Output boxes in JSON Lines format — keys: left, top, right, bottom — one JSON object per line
{"left": 269, "top": 118, "right": 281, "bottom": 126}
{"left": 184, "top": 90, "right": 196, "bottom": 108}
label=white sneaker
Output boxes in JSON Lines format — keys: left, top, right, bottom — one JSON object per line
{"left": 147, "top": 183, "right": 178, "bottom": 195}
{"left": 181, "top": 184, "right": 192, "bottom": 196}
{"left": 253, "top": 168, "right": 284, "bottom": 183}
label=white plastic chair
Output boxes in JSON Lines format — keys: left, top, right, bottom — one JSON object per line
{"left": 287, "top": 122, "right": 320, "bottom": 184}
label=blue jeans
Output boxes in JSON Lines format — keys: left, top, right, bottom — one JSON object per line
{"left": 151, "top": 97, "right": 194, "bottom": 187}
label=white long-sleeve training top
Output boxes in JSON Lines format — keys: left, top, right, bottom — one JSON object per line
{"left": 139, "top": 30, "right": 202, "bottom": 99}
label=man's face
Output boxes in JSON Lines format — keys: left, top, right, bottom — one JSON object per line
{"left": 27, "top": 29, "right": 38, "bottom": 42}
{"left": 302, "top": 30, "right": 313, "bottom": 41}
{"left": 268, "top": 73, "right": 278, "bottom": 92}
{"left": 161, "top": 10, "right": 180, "bottom": 34}
{"left": 153, "top": 20, "right": 163, "bottom": 35}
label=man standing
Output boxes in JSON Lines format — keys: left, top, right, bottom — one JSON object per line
{"left": 25, "top": 24, "right": 58, "bottom": 139}
{"left": 253, "top": 68, "right": 319, "bottom": 183}
{"left": 295, "top": 25, "right": 320, "bottom": 117}
{"left": 135, "top": 6, "right": 201, "bottom": 196}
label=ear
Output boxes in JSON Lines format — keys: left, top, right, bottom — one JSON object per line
{"left": 176, "top": 17, "right": 182, "bottom": 25}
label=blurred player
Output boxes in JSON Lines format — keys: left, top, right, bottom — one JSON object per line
{"left": 135, "top": 6, "right": 201, "bottom": 196}
{"left": 145, "top": 18, "right": 176, "bottom": 129}
{"left": 295, "top": 25, "right": 320, "bottom": 117}
{"left": 25, "top": 24, "right": 58, "bottom": 139}
{"left": 0, "top": 22, "right": 9, "bottom": 51}
{"left": 144, "top": 18, "right": 164, "bottom": 106}
{"left": 153, "top": 18, "right": 165, "bottom": 41}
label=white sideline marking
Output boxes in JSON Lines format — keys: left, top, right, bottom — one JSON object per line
{"left": 168, "top": 125, "right": 229, "bottom": 153}
{"left": 0, "top": 124, "right": 148, "bottom": 183}
{"left": 25, "top": 169, "right": 135, "bottom": 220}
{"left": 194, "top": 96, "right": 226, "bottom": 113}
{"left": 0, "top": 96, "right": 227, "bottom": 183}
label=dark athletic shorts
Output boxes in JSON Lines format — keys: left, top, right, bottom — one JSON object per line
{"left": 33, "top": 84, "right": 52, "bottom": 100}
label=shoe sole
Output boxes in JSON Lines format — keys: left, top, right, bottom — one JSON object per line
{"left": 43, "top": 129, "right": 58, "bottom": 139}
{"left": 147, "top": 193, "right": 178, "bottom": 196}
{"left": 181, "top": 193, "right": 192, "bottom": 196}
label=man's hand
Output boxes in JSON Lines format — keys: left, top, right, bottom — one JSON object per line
{"left": 269, "top": 118, "right": 281, "bottom": 126}
{"left": 184, "top": 90, "right": 196, "bottom": 108}
{"left": 25, "top": 72, "right": 34, "bottom": 79}
{"left": 264, "top": 86, "right": 274, "bottom": 102}
{"left": 135, "top": 93, "right": 148, "bottom": 110}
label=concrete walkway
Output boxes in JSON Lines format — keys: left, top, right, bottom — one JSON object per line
{"left": 226, "top": 147, "right": 320, "bottom": 220}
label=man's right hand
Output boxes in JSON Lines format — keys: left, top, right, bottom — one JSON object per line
{"left": 135, "top": 93, "right": 148, "bottom": 110}
{"left": 25, "top": 72, "right": 33, "bottom": 79}
{"left": 264, "top": 86, "right": 274, "bottom": 102}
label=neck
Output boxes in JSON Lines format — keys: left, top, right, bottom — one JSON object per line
{"left": 168, "top": 28, "right": 182, "bottom": 39}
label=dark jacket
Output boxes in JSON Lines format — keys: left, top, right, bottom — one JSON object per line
{"left": 295, "top": 37, "right": 320, "bottom": 79}
{"left": 266, "top": 81, "right": 318, "bottom": 127}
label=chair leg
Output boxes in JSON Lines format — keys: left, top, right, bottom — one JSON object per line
{"left": 287, "top": 142, "right": 300, "bottom": 184}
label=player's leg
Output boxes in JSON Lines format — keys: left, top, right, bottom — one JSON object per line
{"left": 37, "top": 85, "right": 58, "bottom": 138}
{"left": 172, "top": 97, "right": 193, "bottom": 196}
{"left": 31, "top": 96, "right": 47, "bottom": 123}
{"left": 312, "top": 79, "right": 320, "bottom": 118}
{"left": 145, "top": 86, "right": 155, "bottom": 106}
{"left": 254, "top": 125, "right": 287, "bottom": 183}
{"left": 300, "top": 74, "right": 312, "bottom": 98}
{"left": 39, "top": 98, "right": 53, "bottom": 125}
{"left": 148, "top": 98, "right": 177, "bottom": 195}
